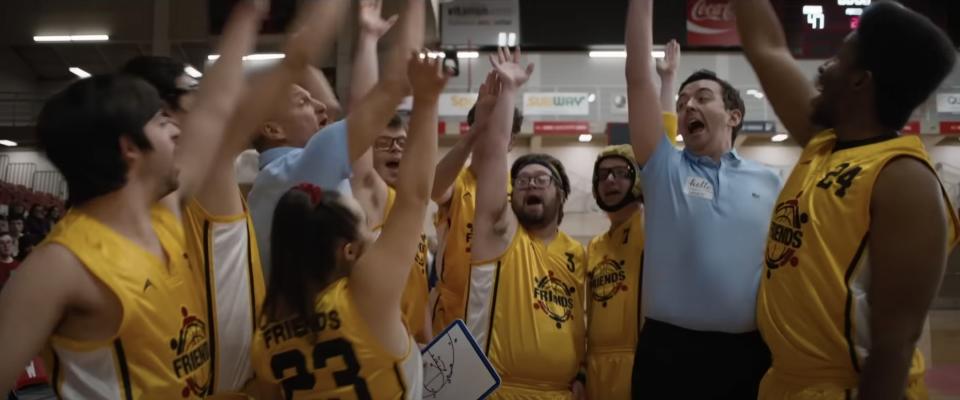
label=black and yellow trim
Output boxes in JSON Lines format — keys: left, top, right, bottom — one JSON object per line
{"left": 113, "top": 340, "right": 134, "bottom": 400}
{"left": 201, "top": 221, "right": 218, "bottom": 394}
{"left": 843, "top": 234, "right": 869, "bottom": 373}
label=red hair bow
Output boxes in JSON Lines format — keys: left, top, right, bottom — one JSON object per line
{"left": 294, "top": 183, "right": 324, "bottom": 205}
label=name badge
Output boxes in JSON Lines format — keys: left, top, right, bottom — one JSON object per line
{"left": 683, "top": 176, "right": 715, "bottom": 200}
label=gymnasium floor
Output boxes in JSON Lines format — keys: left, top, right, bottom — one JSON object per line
{"left": 929, "top": 310, "right": 960, "bottom": 400}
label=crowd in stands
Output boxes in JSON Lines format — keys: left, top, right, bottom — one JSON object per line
{"left": 0, "top": 181, "right": 64, "bottom": 291}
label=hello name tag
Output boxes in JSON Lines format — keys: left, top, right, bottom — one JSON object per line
{"left": 683, "top": 176, "right": 715, "bottom": 200}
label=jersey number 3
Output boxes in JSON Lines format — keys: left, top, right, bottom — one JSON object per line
{"left": 271, "top": 338, "right": 372, "bottom": 400}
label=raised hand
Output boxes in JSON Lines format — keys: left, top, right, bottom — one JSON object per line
{"left": 359, "top": 0, "right": 398, "bottom": 39}
{"left": 655, "top": 39, "right": 681, "bottom": 77}
{"left": 408, "top": 51, "right": 452, "bottom": 100}
{"left": 489, "top": 47, "right": 535, "bottom": 89}
{"left": 472, "top": 71, "right": 501, "bottom": 129}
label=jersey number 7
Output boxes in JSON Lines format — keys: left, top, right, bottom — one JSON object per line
{"left": 271, "top": 338, "right": 372, "bottom": 400}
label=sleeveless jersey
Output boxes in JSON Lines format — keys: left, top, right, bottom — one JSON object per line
{"left": 378, "top": 187, "right": 430, "bottom": 341}
{"left": 466, "top": 227, "right": 587, "bottom": 394}
{"left": 251, "top": 278, "right": 423, "bottom": 400}
{"left": 758, "top": 131, "right": 960, "bottom": 388}
{"left": 43, "top": 206, "right": 212, "bottom": 399}
{"left": 433, "top": 169, "right": 513, "bottom": 333}
{"left": 587, "top": 212, "right": 646, "bottom": 335}
{"left": 183, "top": 197, "right": 266, "bottom": 394}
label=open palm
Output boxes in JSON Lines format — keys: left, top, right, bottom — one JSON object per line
{"left": 655, "top": 39, "right": 681, "bottom": 75}
{"left": 489, "top": 47, "right": 535, "bottom": 89}
{"left": 359, "top": 0, "right": 398, "bottom": 38}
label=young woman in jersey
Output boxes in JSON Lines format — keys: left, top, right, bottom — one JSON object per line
{"left": 249, "top": 51, "right": 448, "bottom": 399}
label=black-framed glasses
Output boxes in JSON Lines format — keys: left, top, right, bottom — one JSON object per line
{"left": 595, "top": 166, "right": 634, "bottom": 181}
{"left": 514, "top": 175, "right": 556, "bottom": 190}
{"left": 374, "top": 137, "right": 406, "bottom": 151}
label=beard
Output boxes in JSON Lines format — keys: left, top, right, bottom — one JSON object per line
{"left": 512, "top": 198, "right": 560, "bottom": 229}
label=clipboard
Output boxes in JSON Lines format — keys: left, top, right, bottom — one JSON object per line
{"left": 421, "top": 320, "right": 500, "bottom": 400}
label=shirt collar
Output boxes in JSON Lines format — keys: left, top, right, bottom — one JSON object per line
{"left": 258, "top": 147, "right": 297, "bottom": 170}
{"left": 682, "top": 147, "right": 741, "bottom": 167}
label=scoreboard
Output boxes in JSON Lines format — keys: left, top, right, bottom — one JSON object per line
{"left": 773, "top": 0, "right": 937, "bottom": 58}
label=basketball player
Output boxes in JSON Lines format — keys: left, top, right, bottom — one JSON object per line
{"left": 429, "top": 70, "right": 522, "bottom": 334}
{"left": 249, "top": 52, "right": 446, "bottom": 400}
{"left": 625, "top": 1, "right": 782, "bottom": 398}
{"left": 734, "top": 1, "right": 960, "bottom": 398}
{"left": 467, "top": 47, "right": 586, "bottom": 399}
{"left": 346, "top": 0, "right": 431, "bottom": 344}
{"left": 584, "top": 40, "right": 679, "bottom": 400}
{"left": 119, "top": 1, "right": 344, "bottom": 392}
{"left": 0, "top": 2, "right": 262, "bottom": 397}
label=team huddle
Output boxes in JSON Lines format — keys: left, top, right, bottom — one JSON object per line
{"left": 0, "top": 0, "right": 958, "bottom": 399}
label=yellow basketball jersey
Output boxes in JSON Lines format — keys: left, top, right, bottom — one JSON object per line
{"left": 585, "top": 211, "right": 644, "bottom": 398}
{"left": 433, "top": 169, "right": 514, "bottom": 334}
{"left": 380, "top": 187, "right": 430, "bottom": 341}
{"left": 758, "top": 131, "right": 960, "bottom": 389}
{"left": 466, "top": 227, "right": 586, "bottom": 395}
{"left": 43, "top": 206, "right": 213, "bottom": 399}
{"left": 251, "top": 278, "right": 422, "bottom": 400}
{"left": 183, "top": 197, "right": 266, "bottom": 394}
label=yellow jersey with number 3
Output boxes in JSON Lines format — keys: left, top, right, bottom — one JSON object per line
{"left": 757, "top": 131, "right": 959, "bottom": 397}
{"left": 380, "top": 187, "right": 430, "bottom": 342}
{"left": 251, "top": 278, "right": 422, "bottom": 400}
{"left": 467, "top": 228, "right": 586, "bottom": 398}
{"left": 42, "top": 205, "right": 213, "bottom": 399}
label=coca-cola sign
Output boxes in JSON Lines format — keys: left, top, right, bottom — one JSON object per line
{"left": 686, "top": 0, "right": 741, "bottom": 47}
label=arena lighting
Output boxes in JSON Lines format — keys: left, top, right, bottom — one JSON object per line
{"left": 457, "top": 51, "right": 479, "bottom": 59}
{"left": 184, "top": 66, "right": 203, "bottom": 79}
{"left": 207, "top": 53, "right": 286, "bottom": 61}
{"left": 771, "top": 134, "right": 789, "bottom": 142}
{"left": 578, "top": 134, "right": 593, "bottom": 143}
{"left": 69, "top": 67, "right": 91, "bottom": 79}
{"left": 588, "top": 50, "right": 666, "bottom": 59}
{"left": 0, "top": 140, "right": 17, "bottom": 147}
{"left": 34, "top": 34, "right": 109, "bottom": 43}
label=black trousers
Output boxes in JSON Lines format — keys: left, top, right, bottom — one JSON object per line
{"left": 631, "top": 318, "right": 771, "bottom": 400}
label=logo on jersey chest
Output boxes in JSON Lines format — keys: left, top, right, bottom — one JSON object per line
{"left": 169, "top": 306, "right": 211, "bottom": 398}
{"left": 532, "top": 271, "right": 576, "bottom": 328}
{"left": 765, "top": 191, "right": 809, "bottom": 278}
{"left": 589, "top": 257, "right": 628, "bottom": 307}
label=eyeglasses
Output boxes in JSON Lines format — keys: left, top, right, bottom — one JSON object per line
{"left": 514, "top": 175, "right": 556, "bottom": 190}
{"left": 374, "top": 137, "right": 405, "bottom": 151}
{"left": 595, "top": 167, "right": 634, "bottom": 181}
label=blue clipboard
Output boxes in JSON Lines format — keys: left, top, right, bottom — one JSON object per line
{"left": 421, "top": 320, "right": 501, "bottom": 399}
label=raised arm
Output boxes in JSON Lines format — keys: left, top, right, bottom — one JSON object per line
{"left": 161, "top": 1, "right": 262, "bottom": 216}
{"left": 197, "top": 0, "right": 345, "bottom": 216}
{"left": 860, "top": 158, "right": 952, "bottom": 399}
{"left": 349, "top": 0, "right": 397, "bottom": 229}
{"left": 732, "top": 0, "right": 820, "bottom": 147}
{"left": 471, "top": 47, "right": 534, "bottom": 263}
{"left": 352, "top": 54, "right": 445, "bottom": 320}
{"left": 0, "top": 245, "right": 88, "bottom": 394}
{"left": 656, "top": 39, "right": 680, "bottom": 113}
{"left": 345, "top": 0, "right": 423, "bottom": 162}
{"left": 431, "top": 71, "right": 498, "bottom": 204}
{"left": 625, "top": 0, "right": 665, "bottom": 165}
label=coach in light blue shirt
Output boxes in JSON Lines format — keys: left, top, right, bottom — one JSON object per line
{"left": 627, "top": 65, "right": 780, "bottom": 397}
{"left": 249, "top": 117, "right": 353, "bottom": 280}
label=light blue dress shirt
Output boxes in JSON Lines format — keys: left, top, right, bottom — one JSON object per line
{"left": 641, "top": 134, "right": 781, "bottom": 333}
{"left": 248, "top": 120, "right": 353, "bottom": 280}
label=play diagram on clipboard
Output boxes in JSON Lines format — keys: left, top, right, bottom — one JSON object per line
{"left": 421, "top": 320, "right": 500, "bottom": 400}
